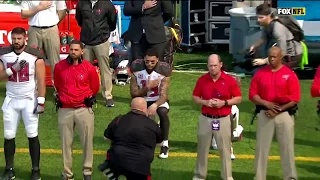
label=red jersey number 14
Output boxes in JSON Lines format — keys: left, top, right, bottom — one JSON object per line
{"left": 140, "top": 80, "right": 159, "bottom": 97}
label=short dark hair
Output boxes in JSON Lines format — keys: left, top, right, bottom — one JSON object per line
{"left": 69, "top": 39, "right": 84, "bottom": 49}
{"left": 11, "top": 27, "right": 26, "bottom": 36}
{"left": 145, "top": 48, "right": 159, "bottom": 58}
{"left": 256, "top": 4, "right": 272, "bottom": 16}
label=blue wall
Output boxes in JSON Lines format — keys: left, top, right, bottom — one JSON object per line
{"left": 113, "top": 1, "right": 131, "bottom": 36}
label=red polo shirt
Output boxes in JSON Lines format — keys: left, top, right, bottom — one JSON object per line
{"left": 192, "top": 72, "right": 242, "bottom": 116}
{"left": 54, "top": 59, "right": 100, "bottom": 108}
{"left": 311, "top": 65, "right": 320, "bottom": 97}
{"left": 249, "top": 65, "right": 300, "bottom": 104}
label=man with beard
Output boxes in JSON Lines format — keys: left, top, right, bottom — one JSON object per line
{"left": 53, "top": 40, "right": 100, "bottom": 180}
{"left": 249, "top": 47, "right": 300, "bottom": 180}
{"left": 130, "top": 48, "right": 171, "bottom": 159}
{"left": 250, "top": 4, "right": 303, "bottom": 69}
{"left": 0, "top": 27, "right": 46, "bottom": 180}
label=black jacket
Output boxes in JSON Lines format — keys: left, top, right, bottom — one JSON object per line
{"left": 76, "top": 0, "right": 117, "bottom": 46}
{"left": 123, "top": 0, "right": 174, "bottom": 44}
{"left": 104, "top": 111, "right": 163, "bottom": 175}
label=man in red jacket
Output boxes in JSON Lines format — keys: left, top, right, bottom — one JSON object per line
{"left": 53, "top": 40, "right": 100, "bottom": 180}
{"left": 249, "top": 46, "right": 300, "bottom": 180}
{"left": 311, "top": 65, "right": 320, "bottom": 97}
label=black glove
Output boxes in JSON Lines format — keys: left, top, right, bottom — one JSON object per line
{"left": 84, "top": 96, "right": 96, "bottom": 108}
{"left": 55, "top": 94, "right": 63, "bottom": 112}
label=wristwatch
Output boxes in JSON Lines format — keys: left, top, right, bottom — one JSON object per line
{"left": 224, "top": 100, "right": 228, "bottom": 106}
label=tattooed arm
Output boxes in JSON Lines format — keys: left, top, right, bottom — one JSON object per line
{"left": 154, "top": 77, "right": 170, "bottom": 107}
{"left": 130, "top": 74, "right": 149, "bottom": 98}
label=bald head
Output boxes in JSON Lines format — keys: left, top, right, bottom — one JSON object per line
{"left": 207, "top": 54, "right": 223, "bottom": 77}
{"left": 208, "top": 54, "right": 221, "bottom": 64}
{"left": 268, "top": 46, "right": 283, "bottom": 68}
{"left": 131, "top": 97, "right": 147, "bottom": 115}
{"left": 268, "top": 46, "right": 283, "bottom": 57}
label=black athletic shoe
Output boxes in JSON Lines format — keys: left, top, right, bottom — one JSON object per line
{"left": 31, "top": 168, "right": 41, "bottom": 180}
{"left": 1, "top": 168, "right": 15, "bottom": 180}
{"left": 159, "top": 146, "right": 169, "bottom": 159}
{"left": 106, "top": 99, "right": 114, "bottom": 107}
{"left": 83, "top": 175, "right": 92, "bottom": 180}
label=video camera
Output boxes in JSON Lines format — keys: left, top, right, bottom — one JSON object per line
{"left": 232, "top": 49, "right": 257, "bottom": 72}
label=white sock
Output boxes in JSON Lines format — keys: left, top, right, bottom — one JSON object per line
{"left": 162, "top": 140, "right": 169, "bottom": 147}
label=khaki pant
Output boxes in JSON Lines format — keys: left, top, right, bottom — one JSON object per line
{"left": 232, "top": 0, "right": 265, "bottom": 8}
{"left": 83, "top": 41, "right": 113, "bottom": 100}
{"left": 58, "top": 108, "right": 94, "bottom": 177}
{"left": 27, "top": 25, "right": 60, "bottom": 79}
{"left": 254, "top": 111, "right": 297, "bottom": 180}
{"left": 194, "top": 115, "right": 233, "bottom": 180}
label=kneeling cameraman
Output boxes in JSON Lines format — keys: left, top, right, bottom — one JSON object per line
{"left": 54, "top": 40, "right": 100, "bottom": 180}
{"left": 99, "top": 97, "right": 163, "bottom": 180}
{"left": 250, "top": 4, "right": 304, "bottom": 69}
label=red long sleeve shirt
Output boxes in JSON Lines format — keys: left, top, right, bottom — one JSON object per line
{"left": 54, "top": 59, "right": 100, "bottom": 108}
{"left": 249, "top": 65, "right": 300, "bottom": 104}
{"left": 311, "top": 65, "right": 320, "bottom": 97}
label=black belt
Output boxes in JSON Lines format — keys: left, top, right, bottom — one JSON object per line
{"left": 202, "top": 113, "right": 228, "bottom": 119}
{"left": 31, "top": 25, "right": 55, "bottom": 29}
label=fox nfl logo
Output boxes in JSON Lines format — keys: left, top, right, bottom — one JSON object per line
{"left": 277, "top": 8, "right": 306, "bottom": 16}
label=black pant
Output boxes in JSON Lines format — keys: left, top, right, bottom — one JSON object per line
{"left": 284, "top": 54, "right": 303, "bottom": 69}
{"left": 130, "top": 34, "right": 166, "bottom": 64}
{"left": 147, "top": 101, "right": 170, "bottom": 140}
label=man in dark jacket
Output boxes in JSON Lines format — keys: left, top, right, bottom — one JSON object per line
{"left": 100, "top": 97, "right": 163, "bottom": 180}
{"left": 124, "top": 0, "right": 174, "bottom": 63}
{"left": 75, "top": 0, "right": 117, "bottom": 107}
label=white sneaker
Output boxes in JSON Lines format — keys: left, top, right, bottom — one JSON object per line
{"left": 231, "top": 153, "right": 236, "bottom": 160}
{"left": 212, "top": 144, "right": 218, "bottom": 150}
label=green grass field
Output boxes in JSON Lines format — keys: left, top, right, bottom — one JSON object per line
{"left": 0, "top": 51, "right": 319, "bottom": 179}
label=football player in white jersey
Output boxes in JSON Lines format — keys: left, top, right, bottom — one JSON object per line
{"left": 130, "top": 48, "right": 171, "bottom": 159}
{"left": 0, "top": 27, "right": 46, "bottom": 180}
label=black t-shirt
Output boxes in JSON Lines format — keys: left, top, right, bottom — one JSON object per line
{"left": 104, "top": 111, "right": 163, "bottom": 175}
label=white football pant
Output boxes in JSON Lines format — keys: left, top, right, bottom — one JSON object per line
{"left": 2, "top": 96, "right": 39, "bottom": 139}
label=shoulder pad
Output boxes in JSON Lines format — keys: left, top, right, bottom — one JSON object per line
{"left": 154, "top": 62, "right": 172, "bottom": 77}
{"left": 130, "top": 59, "right": 145, "bottom": 72}
{"left": 24, "top": 45, "right": 45, "bottom": 59}
{"left": 0, "top": 46, "right": 13, "bottom": 55}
